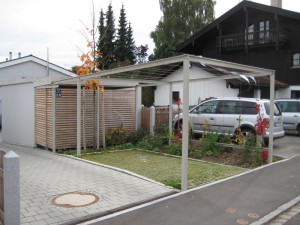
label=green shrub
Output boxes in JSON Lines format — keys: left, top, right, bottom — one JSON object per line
{"left": 167, "top": 143, "right": 182, "bottom": 155}
{"left": 106, "top": 125, "right": 128, "bottom": 146}
{"left": 199, "top": 131, "right": 220, "bottom": 157}
{"left": 126, "top": 128, "right": 149, "bottom": 145}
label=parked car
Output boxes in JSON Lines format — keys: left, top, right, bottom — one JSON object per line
{"left": 173, "top": 97, "right": 285, "bottom": 142}
{"left": 275, "top": 99, "right": 300, "bottom": 135}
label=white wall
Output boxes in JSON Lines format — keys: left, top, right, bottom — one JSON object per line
{"left": 2, "top": 83, "right": 35, "bottom": 147}
{"left": 276, "top": 86, "right": 300, "bottom": 98}
{"left": 154, "top": 66, "right": 239, "bottom": 106}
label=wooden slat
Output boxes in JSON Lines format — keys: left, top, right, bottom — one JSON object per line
{"left": 35, "top": 87, "right": 136, "bottom": 149}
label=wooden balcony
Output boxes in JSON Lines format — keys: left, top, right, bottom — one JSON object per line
{"left": 216, "top": 29, "right": 289, "bottom": 50}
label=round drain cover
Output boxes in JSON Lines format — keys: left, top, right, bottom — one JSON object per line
{"left": 51, "top": 192, "right": 100, "bottom": 208}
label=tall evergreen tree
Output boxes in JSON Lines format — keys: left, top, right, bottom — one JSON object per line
{"left": 150, "top": 0, "right": 215, "bottom": 60}
{"left": 126, "top": 22, "right": 136, "bottom": 65}
{"left": 115, "top": 4, "right": 128, "bottom": 66}
{"left": 97, "top": 9, "right": 105, "bottom": 69}
{"left": 101, "top": 3, "right": 116, "bottom": 69}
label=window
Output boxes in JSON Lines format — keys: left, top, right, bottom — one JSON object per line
{"left": 291, "top": 90, "right": 300, "bottom": 99}
{"left": 292, "top": 53, "right": 300, "bottom": 67}
{"left": 245, "top": 24, "right": 254, "bottom": 45}
{"left": 198, "top": 100, "right": 219, "bottom": 114}
{"left": 259, "top": 20, "right": 270, "bottom": 43}
{"left": 172, "top": 91, "right": 179, "bottom": 103}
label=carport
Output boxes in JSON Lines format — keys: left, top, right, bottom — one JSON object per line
{"left": 45, "top": 54, "right": 276, "bottom": 191}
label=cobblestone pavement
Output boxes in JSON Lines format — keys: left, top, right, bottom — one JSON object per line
{"left": 0, "top": 143, "right": 175, "bottom": 225}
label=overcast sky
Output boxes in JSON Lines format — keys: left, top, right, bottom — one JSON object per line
{"left": 1, "top": 0, "right": 299, "bottom": 70}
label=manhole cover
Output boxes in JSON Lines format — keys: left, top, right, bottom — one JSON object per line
{"left": 51, "top": 192, "right": 100, "bottom": 208}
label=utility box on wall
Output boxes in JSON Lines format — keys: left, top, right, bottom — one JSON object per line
{"left": 35, "top": 87, "right": 136, "bottom": 150}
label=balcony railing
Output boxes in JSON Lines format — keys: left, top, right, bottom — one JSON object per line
{"left": 216, "top": 29, "right": 288, "bottom": 49}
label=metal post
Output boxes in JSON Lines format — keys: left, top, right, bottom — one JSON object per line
{"left": 97, "top": 84, "right": 100, "bottom": 150}
{"left": 52, "top": 87, "right": 56, "bottom": 153}
{"left": 77, "top": 78, "right": 81, "bottom": 156}
{"left": 181, "top": 56, "right": 190, "bottom": 191}
{"left": 268, "top": 72, "right": 275, "bottom": 163}
{"left": 102, "top": 91, "right": 106, "bottom": 148}
{"left": 169, "top": 83, "right": 173, "bottom": 146}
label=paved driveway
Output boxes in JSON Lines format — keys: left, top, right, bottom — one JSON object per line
{"left": 274, "top": 134, "right": 300, "bottom": 158}
{"left": 0, "top": 142, "right": 175, "bottom": 225}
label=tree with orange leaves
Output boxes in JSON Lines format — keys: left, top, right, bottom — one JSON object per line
{"left": 76, "top": 1, "right": 104, "bottom": 149}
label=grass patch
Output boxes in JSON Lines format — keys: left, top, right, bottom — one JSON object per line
{"left": 80, "top": 149, "right": 247, "bottom": 189}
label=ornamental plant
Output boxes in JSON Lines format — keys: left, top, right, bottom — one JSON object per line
{"left": 255, "top": 103, "right": 269, "bottom": 162}
{"left": 255, "top": 104, "right": 269, "bottom": 147}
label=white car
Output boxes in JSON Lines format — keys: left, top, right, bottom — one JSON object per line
{"left": 275, "top": 99, "right": 300, "bottom": 135}
{"left": 173, "top": 97, "right": 285, "bottom": 142}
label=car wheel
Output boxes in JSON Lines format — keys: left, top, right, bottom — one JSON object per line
{"left": 175, "top": 120, "right": 183, "bottom": 133}
{"left": 298, "top": 125, "right": 300, "bottom": 136}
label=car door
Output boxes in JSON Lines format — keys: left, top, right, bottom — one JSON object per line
{"left": 190, "top": 100, "right": 219, "bottom": 133}
{"left": 278, "top": 101, "right": 300, "bottom": 131}
{"left": 217, "top": 100, "right": 239, "bottom": 135}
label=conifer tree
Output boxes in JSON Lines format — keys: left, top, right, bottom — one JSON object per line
{"left": 115, "top": 4, "right": 128, "bottom": 66}
{"left": 100, "top": 3, "right": 116, "bottom": 69}
{"left": 126, "top": 22, "right": 136, "bottom": 65}
{"left": 97, "top": 9, "right": 105, "bottom": 69}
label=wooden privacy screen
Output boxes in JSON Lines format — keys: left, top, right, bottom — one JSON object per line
{"left": 35, "top": 87, "right": 136, "bottom": 149}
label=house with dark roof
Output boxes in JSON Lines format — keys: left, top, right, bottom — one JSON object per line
{"left": 176, "top": 0, "right": 300, "bottom": 99}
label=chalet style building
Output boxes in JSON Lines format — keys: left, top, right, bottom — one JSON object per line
{"left": 177, "top": 0, "right": 300, "bottom": 99}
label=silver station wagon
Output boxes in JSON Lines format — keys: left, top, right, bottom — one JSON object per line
{"left": 173, "top": 97, "right": 285, "bottom": 142}
{"left": 275, "top": 99, "right": 300, "bottom": 135}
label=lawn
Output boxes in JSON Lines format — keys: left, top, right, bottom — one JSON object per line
{"left": 80, "top": 149, "right": 248, "bottom": 189}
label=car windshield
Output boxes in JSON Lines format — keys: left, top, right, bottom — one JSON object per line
{"left": 264, "top": 102, "right": 281, "bottom": 116}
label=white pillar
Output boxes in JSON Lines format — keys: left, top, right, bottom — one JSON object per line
{"left": 169, "top": 83, "right": 173, "bottom": 146}
{"left": 52, "top": 87, "right": 56, "bottom": 153}
{"left": 181, "top": 56, "right": 190, "bottom": 191}
{"left": 150, "top": 106, "right": 155, "bottom": 135}
{"left": 268, "top": 72, "right": 275, "bottom": 163}
{"left": 135, "top": 86, "right": 142, "bottom": 130}
{"left": 77, "top": 79, "right": 81, "bottom": 156}
{"left": 97, "top": 86, "right": 100, "bottom": 150}
{"left": 3, "top": 151, "right": 20, "bottom": 225}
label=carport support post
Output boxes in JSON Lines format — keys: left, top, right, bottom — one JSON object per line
{"left": 169, "top": 83, "right": 173, "bottom": 146}
{"left": 77, "top": 78, "right": 81, "bottom": 156}
{"left": 268, "top": 72, "right": 275, "bottom": 163}
{"left": 52, "top": 87, "right": 56, "bottom": 153}
{"left": 181, "top": 56, "right": 190, "bottom": 191}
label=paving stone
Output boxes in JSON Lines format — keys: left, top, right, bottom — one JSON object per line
{"left": 0, "top": 142, "right": 173, "bottom": 225}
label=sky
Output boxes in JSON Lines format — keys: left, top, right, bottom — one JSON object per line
{"left": 1, "top": 0, "right": 300, "bottom": 70}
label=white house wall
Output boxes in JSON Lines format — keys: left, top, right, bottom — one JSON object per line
{"left": 276, "top": 86, "right": 300, "bottom": 98}
{"left": 154, "top": 66, "right": 239, "bottom": 106}
{"left": 2, "top": 83, "right": 35, "bottom": 147}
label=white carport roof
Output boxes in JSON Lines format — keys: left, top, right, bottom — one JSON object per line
{"left": 47, "top": 54, "right": 274, "bottom": 88}
{"left": 42, "top": 54, "right": 276, "bottom": 191}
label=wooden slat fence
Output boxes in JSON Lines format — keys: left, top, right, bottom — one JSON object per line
{"left": 35, "top": 87, "right": 136, "bottom": 150}
{"left": 141, "top": 106, "right": 178, "bottom": 131}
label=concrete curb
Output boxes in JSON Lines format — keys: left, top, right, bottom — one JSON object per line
{"left": 250, "top": 195, "right": 300, "bottom": 225}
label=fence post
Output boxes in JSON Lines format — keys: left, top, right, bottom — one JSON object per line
{"left": 150, "top": 106, "right": 155, "bottom": 135}
{"left": 4, "top": 151, "right": 20, "bottom": 225}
